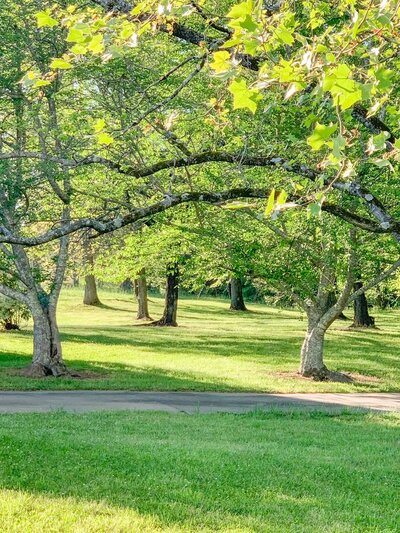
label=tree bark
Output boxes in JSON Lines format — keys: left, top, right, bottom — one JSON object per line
{"left": 83, "top": 233, "right": 101, "bottom": 306}
{"left": 299, "top": 313, "right": 328, "bottom": 379}
{"left": 22, "top": 295, "right": 66, "bottom": 377}
{"left": 153, "top": 264, "right": 179, "bottom": 326}
{"left": 134, "top": 269, "right": 152, "bottom": 320}
{"left": 351, "top": 281, "right": 375, "bottom": 328}
{"left": 229, "top": 277, "right": 247, "bottom": 311}
{"left": 83, "top": 274, "right": 101, "bottom": 306}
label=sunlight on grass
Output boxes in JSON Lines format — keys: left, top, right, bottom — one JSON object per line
{"left": 0, "top": 411, "right": 398, "bottom": 532}
{"left": 0, "top": 288, "right": 399, "bottom": 392}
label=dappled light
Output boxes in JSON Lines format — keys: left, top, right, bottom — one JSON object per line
{"left": 1, "top": 290, "right": 399, "bottom": 392}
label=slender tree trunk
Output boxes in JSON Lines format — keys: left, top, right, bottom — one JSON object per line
{"left": 153, "top": 264, "right": 179, "bottom": 326}
{"left": 229, "top": 277, "right": 247, "bottom": 311}
{"left": 83, "top": 233, "right": 101, "bottom": 306}
{"left": 351, "top": 281, "right": 375, "bottom": 327}
{"left": 83, "top": 274, "right": 101, "bottom": 306}
{"left": 22, "top": 300, "right": 66, "bottom": 377}
{"left": 134, "top": 269, "right": 152, "bottom": 320}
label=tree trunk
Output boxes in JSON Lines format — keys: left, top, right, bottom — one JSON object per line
{"left": 134, "top": 269, "right": 152, "bottom": 321}
{"left": 83, "top": 274, "right": 101, "bottom": 306}
{"left": 22, "top": 303, "right": 66, "bottom": 377}
{"left": 326, "top": 291, "right": 348, "bottom": 320}
{"left": 351, "top": 281, "right": 375, "bottom": 327}
{"left": 120, "top": 278, "right": 133, "bottom": 292}
{"left": 299, "top": 316, "right": 328, "bottom": 379}
{"left": 83, "top": 233, "right": 101, "bottom": 306}
{"left": 154, "top": 264, "right": 179, "bottom": 326}
{"left": 229, "top": 277, "right": 247, "bottom": 311}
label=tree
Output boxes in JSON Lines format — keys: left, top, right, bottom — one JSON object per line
{"left": 82, "top": 233, "right": 102, "bottom": 306}
{"left": 228, "top": 277, "right": 248, "bottom": 311}
{"left": 1, "top": 0, "right": 400, "bottom": 379}
{"left": 154, "top": 263, "right": 179, "bottom": 326}
{"left": 134, "top": 268, "right": 152, "bottom": 321}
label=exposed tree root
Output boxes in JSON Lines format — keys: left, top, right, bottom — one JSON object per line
{"left": 300, "top": 366, "right": 354, "bottom": 382}
{"left": 21, "top": 363, "right": 68, "bottom": 378}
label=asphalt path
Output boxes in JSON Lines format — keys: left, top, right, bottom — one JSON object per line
{"left": 0, "top": 391, "right": 398, "bottom": 414}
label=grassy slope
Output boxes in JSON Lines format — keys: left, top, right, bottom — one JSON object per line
{"left": 0, "top": 410, "right": 398, "bottom": 532}
{"left": 0, "top": 288, "right": 399, "bottom": 392}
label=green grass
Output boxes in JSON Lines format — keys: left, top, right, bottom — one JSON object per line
{"left": 1, "top": 287, "right": 399, "bottom": 392}
{"left": 0, "top": 410, "right": 398, "bottom": 532}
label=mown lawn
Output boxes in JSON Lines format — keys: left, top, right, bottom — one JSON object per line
{"left": 0, "top": 288, "right": 399, "bottom": 392}
{"left": 0, "top": 410, "right": 398, "bottom": 532}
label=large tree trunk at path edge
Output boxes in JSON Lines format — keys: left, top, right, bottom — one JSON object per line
{"left": 22, "top": 305, "right": 66, "bottom": 377}
{"left": 134, "top": 269, "right": 152, "bottom": 321}
{"left": 154, "top": 264, "right": 179, "bottom": 326}
{"left": 351, "top": 281, "right": 375, "bottom": 328}
{"left": 229, "top": 277, "right": 247, "bottom": 311}
{"left": 83, "top": 274, "right": 101, "bottom": 306}
{"left": 299, "top": 315, "right": 328, "bottom": 380}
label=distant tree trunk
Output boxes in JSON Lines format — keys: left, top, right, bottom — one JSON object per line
{"left": 134, "top": 269, "right": 152, "bottom": 321}
{"left": 326, "top": 291, "right": 348, "bottom": 320}
{"left": 120, "top": 278, "right": 133, "bottom": 293}
{"left": 229, "top": 277, "right": 247, "bottom": 311}
{"left": 83, "top": 234, "right": 101, "bottom": 306}
{"left": 351, "top": 281, "right": 375, "bottom": 328}
{"left": 83, "top": 274, "right": 101, "bottom": 306}
{"left": 153, "top": 264, "right": 179, "bottom": 326}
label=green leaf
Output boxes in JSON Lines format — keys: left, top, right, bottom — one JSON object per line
{"left": 374, "top": 67, "right": 394, "bottom": 90}
{"left": 265, "top": 189, "right": 275, "bottom": 217}
{"left": 66, "top": 28, "right": 86, "bottom": 43}
{"left": 70, "top": 44, "right": 87, "bottom": 55}
{"left": 228, "top": 1, "right": 252, "bottom": 20}
{"left": 36, "top": 11, "right": 58, "bottom": 28}
{"left": 308, "top": 203, "right": 321, "bottom": 216}
{"left": 228, "top": 79, "right": 262, "bottom": 114}
{"left": 210, "top": 51, "right": 231, "bottom": 74}
{"left": 50, "top": 58, "right": 73, "bottom": 70}
{"left": 97, "top": 132, "right": 114, "bottom": 145}
{"left": 276, "top": 190, "right": 288, "bottom": 205}
{"left": 94, "top": 119, "right": 106, "bottom": 133}
{"left": 275, "top": 26, "right": 294, "bottom": 45}
{"left": 332, "top": 134, "right": 346, "bottom": 159}
{"left": 87, "top": 35, "right": 105, "bottom": 54}
{"left": 372, "top": 158, "right": 392, "bottom": 169}
{"left": 323, "top": 64, "right": 362, "bottom": 110}
{"left": 307, "top": 123, "right": 337, "bottom": 151}
{"left": 367, "top": 131, "right": 390, "bottom": 154}
{"left": 33, "top": 79, "right": 51, "bottom": 88}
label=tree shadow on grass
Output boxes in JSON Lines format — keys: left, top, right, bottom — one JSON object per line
{"left": 0, "top": 351, "right": 253, "bottom": 392}
{"left": 0, "top": 411, "right": 398, "bottom": 532}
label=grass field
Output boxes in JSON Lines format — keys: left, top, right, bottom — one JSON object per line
{"left": 0, "top": 410, "right": 398, "bottom": 532}
{"left": 0, "top": 288, "right": 399, "bottom": 392}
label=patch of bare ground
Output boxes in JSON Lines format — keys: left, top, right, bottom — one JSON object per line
{"left": 3, "top": 368, "right": 106, "bottom": 380}
{"left": 274, "top": 371, "right": 382, "bottom": 384}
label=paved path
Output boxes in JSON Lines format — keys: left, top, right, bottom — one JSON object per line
{"left": 0, "top": 391, "right": 398, "bottom": 414}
